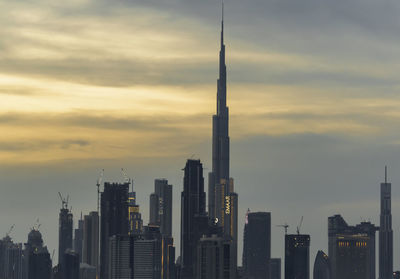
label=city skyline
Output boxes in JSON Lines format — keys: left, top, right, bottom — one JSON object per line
{"left": 2, "top": 0, "right": 400, "bottom": 277}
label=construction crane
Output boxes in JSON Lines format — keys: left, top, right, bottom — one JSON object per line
{"left": 96, "top": 169, "right": 104, "bottom": 212}
{"left": 58, "top": 192, "right": 69, "bottom": 210}
{"left": 277, "top": 223, "right": 289, "bottom": 235}
{"left": 6, "top": 224, "right": 15, "bottom": 237}
{"left": 296, "top": 216, "right": 304, "bottom": 235}
{"left": 121, "top": 168, "right": 130, "bottom": 183}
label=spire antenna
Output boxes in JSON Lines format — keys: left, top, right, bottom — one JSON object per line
{"left": 385, "top": 165, "right": 388, "bottom": 184}
{"left": 221, "top": 1, "right": 224, "bottom": 46}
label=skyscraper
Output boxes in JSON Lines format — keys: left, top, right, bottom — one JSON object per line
{"left": 208, "top": 5, "right": 238, "bottom": 274}
{"left": 82, "top": 211, "right": 99, "bottom": 274}
{"left": 379, "top": 166, "right": 393, "bottom": 279}
{"left": 242, "top": 211, "right": 271, "bottom": 279}
{"left": 269, "top": 258, "right": 281, "bottom": 279}
{"left": 285, "top": 234, "right": 310, "bottom": 279}
{"left": 1, "top": 235, "right": 23, "bottom": 279}
{"left": 58, "top": 199, "right": 73, "bottom": 266}
{"left": 129, "top": 191, "right": 143, "bottom": 236}
{"left": 328, "top": 214, "right": 377, "bottom": 279}
{"left": 313, "top": 251, "right": 330, "bottom": 279}
{"left": 108, "top": 235, "right": 132, "bottom": 279}
{"left": 100, "top": 182, "right": 129, "bottom": 279}
{"left": 133, "top": 226, "right": 162, "bottom": 279}
{"left": 74, "top": 214, "right": 84, "bottom": 262}
{"left": 61, "top": 249, "right": 80, "bottom": 279}
{"left": 25, "top": 229, "right": 52, "bottom": 279}
{"left": 196, "top": 234, "right": 233, "bottom": 279}
{"left": 180, "top": 159, "right": 207, "bottom": 279}
{"left": 149, "top": 179, "right": 173, "bottom": 237}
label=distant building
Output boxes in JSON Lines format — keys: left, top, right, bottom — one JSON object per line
{"left": 79, "top": 263, "right": 96, "bottom": 279}
{"left": 109, "top": 235, "right": 132, "bottom": 279}
{"left": 74, "top": 215, "right": 84, "bottom": 262}
{"left": 129, "top": 191, "right": 143, "bottom": 236}
{"left": 100, "top": 182, "right": 129, "bottom": 279}
{"left": 150, "top": 179, "right": 173, "bottom": 237}
{"left": 180, "top": 159, "right": 207, "bottom": 279}
{"left": 270, "top": 258, "right": 281, "bottom": 279}
{"left": 61, "top": 249, "right": 79, "bottom": 279}
{"left": 58, "top": 204, "right": 73, "bottom": 266}
{"left": 0, "top": 236, "right": 23, "bottom": 279}
{"left": 242, "top": 210, "right": 271, "bottom": 278}
{"left": 313, "top": 251, "right": 330, "bottom": 279}
{"left": 285, "top": 234, "right": 310, "bottom": 279}
{"left": 196, "top": 235, "right": 233, "bottom": 279}
{"left": 133, "top": 226, "right": 162, "bottom": 279}
{"left": 25, "top": 229, "right": 52, "bottom": 279}
{"left": 328, "top": 214, "right": 378, "bottom": 279}
{"left": 380, "top": 167, "right": 393, "bottom": 279}
{"left": 82, "top": 211, "right": 99, "bottom": 275}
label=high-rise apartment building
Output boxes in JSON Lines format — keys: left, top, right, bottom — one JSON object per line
{"left": 180, "top": 159, "right": 208, "bottom": 279}
{"left": 82, "top": 211, "right": 99, "bottom": 273}
{"left": 129, "top": 191, "right": 143, "bottom": 236}
{"left": 100, "top": 182, "right": 129, "bottom": 279}
{"left": 328, "top": 215, "right": 377, "bottom": 279}
{"left": 149, "top": 179, "right": 173, "bottom": 237}
{"left": 25, "top": 229, "right": 52, "bottom": 279}
{"left": 196, "top": 235, "right": 233, "bottom": 279}
{"left": 242, "top": 211, "right": 271, "bottom": 279}
{"left": 74, "top": 215, "right": 84, "bottom": 262}
{"left": 58, "top": 203, "right": 73, "bottom": 266}
{"left": 380, "top": 167, "right": 393, "bottom": 279}
{"left": 285, "top": 234, "right": 310, "bottom": 279}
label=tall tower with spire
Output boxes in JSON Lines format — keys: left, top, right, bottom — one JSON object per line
{"left": 379, "top": 166, "right": 393, "bottom": 279}
{"left": 208, "top": 3, "right": 238, "bottom": 276}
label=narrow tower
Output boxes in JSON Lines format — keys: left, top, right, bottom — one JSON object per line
{"left": 208, "top": 2, "right": 231, "bottom": 221}
{"left": 379, "top": 166, "right": 393, "bottom": 279}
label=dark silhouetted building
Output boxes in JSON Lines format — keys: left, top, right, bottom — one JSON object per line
{"left": 109, "top": 235, "right": 132, "bottom": 279}
{"left": 100, "top": 182, "right": 129, "bottom": 279}
{"left": 74, "top": 214, "right": 84, "bottom": 262}
{"left": 129, "top": 191, "right": 143, "bottom": 236}
{"left": 380, "top": 167, "right": 393, "bottom": 279}
{"left": 133, "top": 226, "right": 162, "bottom": 279}
{"left": 180, "top": 159, "right": 207, "bottom": 279}
{"left": 0, "top": 235, "right": 23, "bottom": 279}
{"left": 61, "top": 249, "right": 79, "bottom": 279}
{"left": 83, "top": 211, "right": 99, "bottom": 275}
{"left": 58, "top": 204, "right": 73, "bottom": 266}
{"left": 313, "top": 251, "right": 330, "bottom": 279}
{"left": 270, "top": 258, "right": 281, "bottom": 279}
{"left": 149, "top": 179, "right": 173, "bottom": 237}
{"left": 207, "top": 8, "right": 238, "bottom": 276}
{"left": 196, "top": 235, "right": 233, "bottom": 279}
{"left": 25, "top": 229, "right": 52, "bottom": 279}
{"left": 80, "top": 263, "right": 96, "bottom": 279}
{"left": 242, "top": 210, "right": 271, "bottom": 279}
{"left": 328, "top": 215, "right": 377, "bottom": 279}
{"left": 285, "top": 234, "right": 310, "bottom": 279}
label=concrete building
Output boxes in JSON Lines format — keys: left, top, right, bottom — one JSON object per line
{"left": 79, "top": 263, "right": 96, "bottom": 279}
{"left": 109, "top": 235, "right": 132, "bottom": 279}
{"left": 74, "top": 215, "right": 84, "bottom": 262}
{"left": 58, "top": 202, "right": 73, "bottom": 266}
{"left": 25, "top": 229, "right": 52, "bottom": 279}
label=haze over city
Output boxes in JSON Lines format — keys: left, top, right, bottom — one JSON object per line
{"left": 2, "top": 0, "right": 400, "bottom": 278}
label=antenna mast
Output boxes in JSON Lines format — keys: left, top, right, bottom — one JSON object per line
{"left": 96, "top": 169, "right": 104, "bottom": 213}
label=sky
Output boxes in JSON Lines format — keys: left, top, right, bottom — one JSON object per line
{"left": 2, "top": 0, "right": 400, "bottom": 275}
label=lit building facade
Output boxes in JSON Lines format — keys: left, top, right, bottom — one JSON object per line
{"left": 285, "top": 234, "right": 310, "bottom": 279}
{"left": 328, "top": 215, "right": 377, "bottom": 279}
